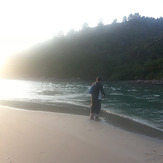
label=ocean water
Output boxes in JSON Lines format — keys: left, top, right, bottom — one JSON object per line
{"left": 0, "top": 79, "right": 162, "bottom": 131}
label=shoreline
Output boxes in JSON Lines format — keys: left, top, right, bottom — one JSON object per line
{"left": 0, "top": 100, "right": 163, "bottom": 140}
{"left": 1, "top": 106, "right": 163, "bottom": 163}
{"left": 1, "top": 77, "right": 163, "bottom": 85}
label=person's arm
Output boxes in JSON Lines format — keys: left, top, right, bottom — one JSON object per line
{"left": 99, "top": 83, "right": 105, "bottom": 96}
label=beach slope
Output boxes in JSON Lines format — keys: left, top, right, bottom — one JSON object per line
{"left": 0, "top": 106, "right": 163, "bottom": 163}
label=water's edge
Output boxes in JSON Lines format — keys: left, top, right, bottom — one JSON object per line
{"left": 0, "top": 100, "right": 163, "bottom": 140}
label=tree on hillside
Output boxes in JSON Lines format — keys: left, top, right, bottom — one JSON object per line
{"left": 2, "top": 14, "right": 163, "bottom": 80}
{"left": 112, "top": 19, "right": 117, "bottom": 24}
{"left": 128, "top": 13, "right": 141, "bottom": 21}
{"left": 122, "top": 16, "right": 127, "bottom": 22}
{"left": 82, "top": 22, "right": 89, "bottom": 30}
{"left": 97, "top": 19, "right": 104, "bottom": 26}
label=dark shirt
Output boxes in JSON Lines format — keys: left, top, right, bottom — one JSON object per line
{"left": 92, "top": 81, "right": 105, "bottom": 99}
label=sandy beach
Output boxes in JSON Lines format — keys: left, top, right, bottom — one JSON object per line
{"left": 0, "top": 106, "right": 163, "bottom": 163}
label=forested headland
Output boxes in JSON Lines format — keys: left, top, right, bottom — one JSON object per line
{"left": 2, "top": 13, "right": 163, "bottom": 80}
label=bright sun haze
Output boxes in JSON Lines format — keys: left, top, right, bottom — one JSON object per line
{"left": 0, "top": 0, "right": 163, "bottom": 70}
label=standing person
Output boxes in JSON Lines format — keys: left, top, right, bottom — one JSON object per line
{"left": 90, "top": 76, "right": 105, "bottom": 120}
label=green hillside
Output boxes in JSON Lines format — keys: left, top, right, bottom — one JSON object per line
{"left": 3, "top": 14, "right": 163, "bottom": 80}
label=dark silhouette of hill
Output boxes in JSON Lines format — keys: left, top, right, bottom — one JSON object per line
{"left": 3, "top": 13, "right": 163, "bottom": 80}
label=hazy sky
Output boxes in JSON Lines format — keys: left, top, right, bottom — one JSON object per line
{"left": 0, "top": 0, "right": 163, "bottom": 67}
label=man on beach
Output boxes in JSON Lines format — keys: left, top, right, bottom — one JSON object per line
{"left": 90, "top": 76, "right": 105, "bottom": 120}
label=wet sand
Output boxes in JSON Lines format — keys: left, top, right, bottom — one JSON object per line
{"left": 0, "top": 105, "right": 163, "bottom": 163}
{"left": 0, "top": 100, "right": 163, "bottom": 139}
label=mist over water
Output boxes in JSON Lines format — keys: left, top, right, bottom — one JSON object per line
{"left": 0, "top": 79, "right": 162, "bottom": 130}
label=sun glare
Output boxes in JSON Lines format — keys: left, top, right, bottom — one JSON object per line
{"left": 0, "top": 37, "right": 48, "bottom": 75}
{"left": 0, "top": 48, "right": 11, "bottom": 72}
{"left": 0, "top": 79, "right": 29, "bottom": 100}
{"left": 0, "top": 56, "right": 7, "bottom": 69}
{"left": 0, "top": 56, "right": 10, "bottom": 77}
{"left": 0, "top": 41, "right": 19, "bottom": 73}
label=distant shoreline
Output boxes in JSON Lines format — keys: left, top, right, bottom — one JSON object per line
{"left": 131, "top": 79, "right": 163, "bottom": 85}
{"left": 0, "top": 100, "right": 163, "bottom": 140}
{"left": 1, "top": 77, "right": 163, "bottom": 85}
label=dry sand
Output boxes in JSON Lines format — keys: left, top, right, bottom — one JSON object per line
{"left": 0, "top": 106, "right": 163, "bottom": 163}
